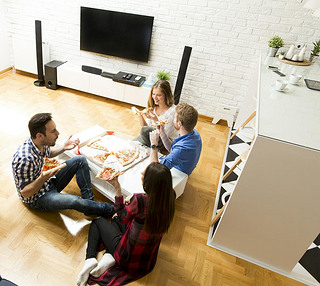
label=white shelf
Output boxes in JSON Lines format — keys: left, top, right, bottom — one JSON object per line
{"left": 208, "top": 56, "right": 320, "bottom": 285}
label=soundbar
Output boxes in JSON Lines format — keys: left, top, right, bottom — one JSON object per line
{"left": 113, "top": 72, "right": 146, "bottom": 87}
{"left": 82, "top": 65, "right": 102, "bottom": 75}
{"left": 101, "top": 71, "right": 115, "bottom": 79}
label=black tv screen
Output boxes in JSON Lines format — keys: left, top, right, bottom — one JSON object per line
{"left": 80, "top": 7, "right": 154, "bottom": 62}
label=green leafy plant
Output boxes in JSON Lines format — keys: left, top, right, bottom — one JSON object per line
{"left": 268, "top": 35, "right": 284, "bottom": 48}
{"left": 311, "top": 40, "right": 320, "bottom": 56}
{"left": 156, "top": 70, "right": 171, "bottom": 81}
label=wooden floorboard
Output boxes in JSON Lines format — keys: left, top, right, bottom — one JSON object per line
{"left": 0, "top": 70, "right": 304, "bottom": 286}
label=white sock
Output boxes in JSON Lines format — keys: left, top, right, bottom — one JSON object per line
{"left": 90, "top": 253, "right": 116, "bottom": 278}
{"left": 77, "top": 258, "right": 98, "bottom": 286}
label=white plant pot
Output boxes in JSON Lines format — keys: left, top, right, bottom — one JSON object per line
{"left": 267, "top": 47, "right": 279, "bottom": 57}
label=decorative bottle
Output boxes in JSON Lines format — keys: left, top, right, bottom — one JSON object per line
{"left": 285, "top": 45, "right": 295, "bottom": 60}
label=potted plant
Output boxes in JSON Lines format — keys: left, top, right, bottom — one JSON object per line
{"left": 278, "top": 50, "right": 286, "bottom": 60}
{"left": 267, "top": 35, "right": 284, "bottom": 57}
{"left": 156, "top": 70, "right": 171, "bottom": 81}
{"left": 309, "top": 40, "right": 320, "bottom": 62}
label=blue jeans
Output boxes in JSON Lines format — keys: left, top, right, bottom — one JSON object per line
{"left": 28, "top": 156, "right": 114, "bottom": 216}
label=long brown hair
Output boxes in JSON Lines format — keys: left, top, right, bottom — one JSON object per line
{"left": 143, "top": 162, "right": 175, "bottom": 236}
{"left": 147, "top": 80, "right": 174, "bottom": 108}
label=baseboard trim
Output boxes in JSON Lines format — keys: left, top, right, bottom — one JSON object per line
{"left": 0, "top": 67, "right": 12, "bottom": 74}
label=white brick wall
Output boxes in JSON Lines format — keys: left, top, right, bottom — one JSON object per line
{"left": 3, "top": 0, "right": 320, "bottom": 117}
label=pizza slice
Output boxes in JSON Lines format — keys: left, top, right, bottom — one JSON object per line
{"left": 96, "top": 167, "right": 123, "bottom": 181}
{"left": 87, "top": 138, "right": 109, "bottom": 152}
{"left": 115, "top": 147, "right": 140, "bottom": 166}
{"left": 43, "top": 157, "right": 61, "bottom": 172}
{"left": 90, "top": 152, "right": 112, "bottom": 166}
{"left": 150, "top": 119, "right": 169, "bottom": 127}
{"left": 42, "top": 157, "right": 66, "bottom": 175}
{"left": 131, "top": 106, "right": 152, "bottom": 115}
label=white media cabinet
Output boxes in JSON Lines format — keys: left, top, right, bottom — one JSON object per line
{"left": 56, "top": 62, "right": 150, "bottom": 107}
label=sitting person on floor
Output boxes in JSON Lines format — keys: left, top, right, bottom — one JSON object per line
{"left": 12, "top": 113, "right": 113, "bottom": 217}
{"left": 133, "top": 80, "right": 178, "bottom": 150}
{"left": 77, "top": 162, "right": 175, "bottom": 286}
{"left": 149, "top": 102, "right": 202, "bottom": 176}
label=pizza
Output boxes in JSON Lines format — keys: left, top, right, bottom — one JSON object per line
{"left": 131, "top": 106, "right": 152, "bottom": 115}
{"left": 150, "top": 119, "right": 169, "bottom": 127}
{"left": 96, "top": 167, "right": 123, "bottom": 181}
{"left": 90, "top": 152, "right": 112, "bottom": 165}
{"left": 87, "top": 138, "right": 109, "bottom": 152}
{"left": 43, "top": 157, "right": 61, "bottom": 172}
{"left": 115, "top": 147, "right": 140, "bottom": 166}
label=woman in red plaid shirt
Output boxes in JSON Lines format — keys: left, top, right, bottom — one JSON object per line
{"left": 77, "top": 162, "right": 175, "bottom": 286}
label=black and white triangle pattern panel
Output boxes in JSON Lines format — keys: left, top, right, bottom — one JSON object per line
{"left": 297, "top": 233, "right": 320, "bottom": 285}
{"left": 212, "top": 130, "right": 253, "bottom": 230}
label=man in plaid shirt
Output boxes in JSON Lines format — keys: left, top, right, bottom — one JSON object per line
{"left": 12, "top": 113, "right": 113, "bottom": 216}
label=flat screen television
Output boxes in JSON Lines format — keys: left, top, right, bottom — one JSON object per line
{"left": 80, "top": 7, "right": 154, "bottom": 62}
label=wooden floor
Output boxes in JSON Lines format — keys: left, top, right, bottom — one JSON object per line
{"left": 0, "top": 70, "right": 304, "bottom": 286}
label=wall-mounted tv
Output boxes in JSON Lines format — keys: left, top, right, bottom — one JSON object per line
{"left": 80, "top": 7, "right": 154, "bottom": 63}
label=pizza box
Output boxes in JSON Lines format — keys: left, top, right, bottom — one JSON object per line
{"left": 79, "top": 133, "right": 149, "bottom": 173}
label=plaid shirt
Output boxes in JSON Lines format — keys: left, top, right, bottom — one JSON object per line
{"left": 88, "top": 193, "right": 162, "bottom": 286}
{"left": 12, "top": 137, "right": 51, "bottom": 203}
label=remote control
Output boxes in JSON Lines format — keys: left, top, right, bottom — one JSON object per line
{"left": 126, "top": 74, "right": 132, "bottom": 80}
{"left": 268, "top": 65, "right": 278, "bottom": 70}
{"left": 273, "top": 70, "right": 286, "bottom": 77}
{"left": 135, "top": 76, "right": 141, "bottom": 81}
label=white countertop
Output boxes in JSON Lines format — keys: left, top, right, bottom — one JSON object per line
{"left": 258, "top": 57, "right": 320, "bottom": 150}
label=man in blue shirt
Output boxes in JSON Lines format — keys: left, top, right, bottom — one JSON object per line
{"left": 149, "top": 103, "right": 202, "bottom": 175}
{"left": 12, "top": 113, "right": 113, "bottom": 216}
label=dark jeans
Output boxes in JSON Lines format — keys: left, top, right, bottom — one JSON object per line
{"left": 86, "top": 217, "right": 126, "bottom": 259}
{"left": 27, "top": 156, "right": 114, "bottom": 216}
{"left": 133, "top": 126, "right": 164, "bottom": 149}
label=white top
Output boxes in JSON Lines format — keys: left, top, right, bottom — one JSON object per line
{"left": 146, "top": 105, "right": 178, "bottom": 140}
{"left": 258, "top": 57, "right": 320, "bottom": 151}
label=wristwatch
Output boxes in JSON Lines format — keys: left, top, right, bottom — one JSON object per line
{"left": 151, "top": 144, "right": 159, "bottom": 150}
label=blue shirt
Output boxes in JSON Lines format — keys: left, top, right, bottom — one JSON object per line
{"left": 160, "top": 130, "right": 202, "bottom": 175}
{"left": 12, "top": 137, "right": 51, "bottom": 203}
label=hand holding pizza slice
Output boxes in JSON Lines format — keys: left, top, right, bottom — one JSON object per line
{"left": 96, "top": 167, "right": 123, "bottom": 181}
{"left": 42, "top": 157, "right": 66, "bottom": 175}
{"left": 150, "top": 119, "right": 169, "bottom": 127}
{"left": 131, "top": 106, "right": 152, "bottom": 115}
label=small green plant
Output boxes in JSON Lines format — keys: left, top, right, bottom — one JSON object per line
{"left": 156, "top": 70, "right": 171, "bottom": 81}
{"left": 311, "top": 40, "right": 320, "bottom": 56}
{"left": 280, "top": 50, "right": 286, "bottom": 55}
{"left": 268, "top": 35, "right": 284, "bottom": 48}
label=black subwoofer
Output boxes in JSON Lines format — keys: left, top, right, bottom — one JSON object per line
{"left": 44, "top": 60, "right": 65, "bottom": 90}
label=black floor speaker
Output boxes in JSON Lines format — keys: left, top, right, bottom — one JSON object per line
{"left": 45, "top": 60, "right": 65, "bottom": 90}
{"left": 174, "top": 46, "right": 192, "bottom": 105}
{"left": 34, "top": 20, "right": 45, "bottom": 87}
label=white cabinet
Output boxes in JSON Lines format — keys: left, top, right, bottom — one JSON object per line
{"left": 208, "top": 57, "right": 320, "bottom": 285}
{"left": 90, "top": 75, "right": 125, "bottom": 102}
{"left": 57, "top": 62, "right": 150, "bottom": 107}
{"left": 123, "top": 84, "right": 150, "bottom": 106}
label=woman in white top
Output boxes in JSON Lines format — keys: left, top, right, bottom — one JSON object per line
{"left": 134, "top": 80, "right": 178, "bottom": 149}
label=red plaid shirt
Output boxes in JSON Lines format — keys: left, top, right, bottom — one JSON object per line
{"left": 88, "top": 193, "right": 162, "bottom": 286}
